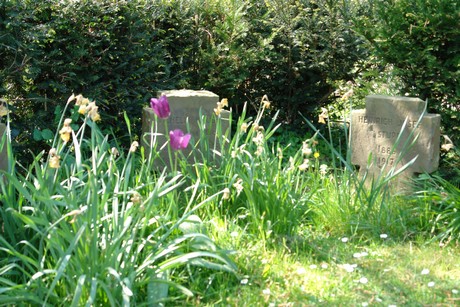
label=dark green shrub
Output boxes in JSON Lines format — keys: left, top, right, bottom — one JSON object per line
{"left": 1, "top": 0, "right": 172, "bottom": 161}
{"left": 352, "top": 0, "right": 460, "bottom": 142}
{"left": 1, "top": 0, "right": 366, "bottom": 164}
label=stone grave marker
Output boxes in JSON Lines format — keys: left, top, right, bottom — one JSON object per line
{"left": 350, "top": 95, "right": 441, "bottom": 189}
{"left": 0, "top": 123, "right": 8, "bottom": 174}
{"left": 141, "top": 89, "right": 230, "bottom": 166}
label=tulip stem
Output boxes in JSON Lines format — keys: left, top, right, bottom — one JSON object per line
{"left": 164, "top": 119, "right": 174, "bottom": 172}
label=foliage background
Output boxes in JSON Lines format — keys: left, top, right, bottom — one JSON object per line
{"left": 1, "top": 0, "right": 458, "bottom": 164}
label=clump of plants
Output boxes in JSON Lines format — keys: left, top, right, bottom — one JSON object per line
{"left": 0, "top": 94, "right": 235, "bottom": 305}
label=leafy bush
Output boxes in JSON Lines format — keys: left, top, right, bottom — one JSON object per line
{"left": 351, "top": 0, "right": 460, "bottom": 142}
{"left": 1, "top": 0, "right": 172, "bottom": 162}
{"left": 1, "top": 0, "right": 366, "bottom": 165}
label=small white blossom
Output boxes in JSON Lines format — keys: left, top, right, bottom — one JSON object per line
{"left": 421, "top": 269, "right": 430, "bottom": 275}
{"left": 359, "top": 277, "right": 368, "bottom": 284}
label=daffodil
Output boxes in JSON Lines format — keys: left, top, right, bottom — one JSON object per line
{"left": 319, "top": 164, "right": 328, "bottom": 176}
{"left": 111, "top": 147, "right": 120, "bottom": 157}
{"left": 318, "top": 107, "right": 328, "bottom": 124}
{"left": 88, "top": 105, "right": 101, "bottom": 122}
{"left": 59, "top": 118, "right": 73, "bottom": 143}
{"left": 240, "top": 122, "right": 249, "bottom": 133}
{"left": 298, "top": 159, "right": 310, "bottom": 171}
{"left": 302, "top": 142, "right": 312, "bottom": 156}
{"left": 49, "top": 148, "right": 60, "bottom": 169}
{"left": 220, "top": 98, "right": 228, "bottom": 108}
{"left": 129, "top": 141, "right": 139, "bottom": 153}
{"left": 233, "top": 178, "right": 243, "bottom": 196}
{"left": 222, "top": 188, "right": 230, "bottom": 200}
{"left": 261, "top": 95, "right": 270, "bottom": 109}
{"left": 213, "top": 98, "right": 229, "bottom": 116}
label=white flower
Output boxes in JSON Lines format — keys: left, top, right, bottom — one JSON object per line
{"left": 353, "top": 252, "right": 368, "bottom": 258}
{"left": 342, "top": 263, "right": 355, "bottom": 273}
{"left": 240, "top": 278, "right": 249, "bottom": 285}
{"left": 302, "top": 141, "right": 312, "bottom": 156}
{"left": 129, "top": 141, "right": 139, "bottom": 153}
{"left": 309, "top": 264, "right": 317, "bottom": 269}
{"left": 427, "top": 281, "right": 435, "bottom": 287}
{"left": 298, "top": 159, "right": 310, "bottom": 171}
{"left": 252, "top": 131, "right": 264, "bottom": 146}
{"left": 319, "top": 164, "right": 328, "bottom": 176}
{"left": 341, "top": 237, "right": 349, "bottom": 243}
{"left": 421, "top": 269, "right": 430, "bottom": 275}
{"left": 296, "top": 267, "right": 307, "bottom": 275}
{"left": 380, "top": 234, "right": 388, "bottom": 239}
{"left": 262, "top": 288, "right": 271, "bottom": 295}
{"left": 359, "top": 277, "right": 368, "bottom": 284}
{"left": 222, "top": 188, "right": 230, "bottom": 200}
{"left": 233, "top": 178, "right": 244, "bottom": 196}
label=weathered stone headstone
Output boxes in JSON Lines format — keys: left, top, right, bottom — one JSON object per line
{"left": 351, "top": 95, "right": 440, "bottom": 188}
{"left": 141, "top": 90, "right": 230, "bottom": 165}
{"left": 0, "top": 123, "right": 8, "bottom": 173}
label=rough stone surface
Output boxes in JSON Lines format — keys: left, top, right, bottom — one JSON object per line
{"left": 0, "top": 123, "right": 7, "bottom": 173}
{"left": 141, "top": 90, "right": 230, "bottom": 165}
{"left": 350, "top": 95, "right": 440, "bottom": 187}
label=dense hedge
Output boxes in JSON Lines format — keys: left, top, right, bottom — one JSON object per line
{"left": 1, "top": 0, "right": 365, "bottom": 162}
{"left": 1, "top": 0, "right": 172, "bottom": 154}
{"left": 352, "top": 0, "right": 460, "bottom": 140}
{"left": 2, "top": 0, "right": 458, "bottom": 164}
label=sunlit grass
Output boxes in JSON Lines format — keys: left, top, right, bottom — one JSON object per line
{"left": 1, "top": 93, "right": 459, "bottom": 305}
{"left": 193, "top": 223, "right": 460, "bottom": 305}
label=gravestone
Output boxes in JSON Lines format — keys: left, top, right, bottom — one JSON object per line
{"left": 141, "top": 90, "right": 230, "bottom": 165}
{"left": 0, "top": 123, "right": 8, "bottom": 173}
{"left": 350, "top": 95, "right": 440, "bottom": 189}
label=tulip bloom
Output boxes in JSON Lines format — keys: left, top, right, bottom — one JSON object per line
{"left": 150, "top": 95, "right": 170, "bottom": 119}
{"left": 169, "top": 129, "right": 191, "bottom": 151}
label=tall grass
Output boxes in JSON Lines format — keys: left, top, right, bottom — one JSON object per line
{"left": 302, "top": 102, "right": 430, "bottom": 239}
{"left": 0, "top": 95, "right": 235, "bottom": 305}
{"left": 183, "top": 98, "right": 319, "bottom": 240}
{"left": 0, "top": 93, "right": 456, "bottom": 304}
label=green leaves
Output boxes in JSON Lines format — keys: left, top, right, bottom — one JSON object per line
{"left": 0, "top": 100, "right": 236, "bottom": 305}
{"left": 33, "top": 128, "right": 54, "bottom": 141}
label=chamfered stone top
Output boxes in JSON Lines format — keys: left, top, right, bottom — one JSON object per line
{"left": 160, "top": 89, "right": 219, "bottom": 98}
{"left": 365, "top": 95, "right": 426, "bottom": 116}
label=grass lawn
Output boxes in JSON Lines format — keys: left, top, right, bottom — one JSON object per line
{"left": 1, "top": 95, "right": 459, "bottom": 305}
{"left": 190, "top": 229, "right": 460, "bottom": 306}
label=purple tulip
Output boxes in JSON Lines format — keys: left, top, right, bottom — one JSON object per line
{"left": 169, "top": 129, "right": 191, "bottom": 151}
{"left": 150, "top": 95, "right": 170, "bottom": 119}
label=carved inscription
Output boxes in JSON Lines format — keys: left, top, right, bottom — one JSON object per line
{"left": 351, "top": 95, "right": 441, "bottom": 186}
{"left": 359, "top": 116, "right": 421, "bottom": 168}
